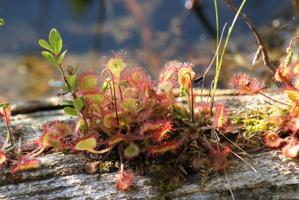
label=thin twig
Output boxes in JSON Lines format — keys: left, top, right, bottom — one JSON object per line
{"left": 224, "top": 170, "right": 235, "bottom": 200}
{"left": 258, "top": 91, "right": 291, "bottom": 107}
{"left": 223, "top": 0, "right": 276, "bottom": 73}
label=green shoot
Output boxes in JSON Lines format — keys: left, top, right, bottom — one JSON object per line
{"left": 210, "top": 0, "right": 247, "bottom": 114}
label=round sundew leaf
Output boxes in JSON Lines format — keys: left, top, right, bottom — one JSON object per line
{"left": 284, "top": 90, "right": 299, "bottom": 104}
{"left": 123, "top": 98, "right": 137, "bottom": 114}
{"left": 107, "top": 58, "right": 126, "bottom": 76}
{"left": 78, "top": 71, "right": 98, "bottom": 94}
{"left": 123, "top": 87, "right": 137, "bottom": 98}
{"left": 86, "top": 93, "right": 104, "bottom": 104}
{"left": 74, "top": 136, "right": 98, "bottom": 153}
{"left": 124, "top": 143, "right": 140, "bottom": 158}
{"left": 103, "top": 113, "right": 116, "bottom": 129}
{"left": 49, "top": 28, "right": 62, "bottom": 55}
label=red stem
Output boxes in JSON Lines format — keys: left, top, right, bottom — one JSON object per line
{"left": 258, "top": 91, "right": 291, "bottom": 107}
{"left": 183, "top": 72, "right": 194, "bottom": 122}
{"left": 102, "top": 69, "right": 120, "bottom": 124}
{"left": 3, "top": 108, "right": 13, "bottom": 146}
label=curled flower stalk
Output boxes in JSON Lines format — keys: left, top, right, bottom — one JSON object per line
{"left": 178, "top": 65, "right": 195, "bottom": 121}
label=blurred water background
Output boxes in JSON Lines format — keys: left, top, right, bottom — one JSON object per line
{"left": 0, "top": 0, "right": 298, "bottom": 100}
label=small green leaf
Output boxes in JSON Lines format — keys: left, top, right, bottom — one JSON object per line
{"left": 102, "top": 78, "right": 111, "bottom": 92}
{"left": 64, "top": 107, "right": 78, "bottom": 116}
{"left": 49, "top": 28, "right": 62, "bottom": 55}
{"left": 67, "top": 74, "right": 77, "bottom": 90}
{"left": 61, "top": 100, "right": 74, "bottom": 106}
{"left": 49, "top": 80, "right": 65, "bottom": 88}
{"left": 57, "top": 50, "right": 67, "bottom": 64}
{"left": 0, "top": 18, "right": 5, "bottom": 26}
{"left": 73, "top": 97, "right": 84, "bottom": 111}
{"left": 38, "top": 39, "right": 52, "bottom": 52}
{"left": 41, "top": 51, "right": 58, "bottom": 66}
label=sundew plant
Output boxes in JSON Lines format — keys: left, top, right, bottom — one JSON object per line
{"left": 0, "top": 1, "right": 298, "bottom": 194}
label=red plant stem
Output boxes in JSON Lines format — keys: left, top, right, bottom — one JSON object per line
{"left": 183, "top": 72, "right": 194, "bottom": 122}
{"left": 111, "top": 77, "right": 120, "bottom": 124}
{"left": 258, "top": 91, "right": 291, "bottom": 107}
{"left": 118, "top": 84, "right": 123, "bottom": 102}
{"left": 118, "top": 144, "right": 124, "bottom": 171}
{"left": 3, "top": 108, "right": 13, "bottom": 146}
{"left": 58, "top": 64, "right": 89, "bottom": 130}
{"left": 190, "top": 78, "right": 194, "bottom": 122}
{"left": 103, "top": 69, "right": 120, "bottom": 124}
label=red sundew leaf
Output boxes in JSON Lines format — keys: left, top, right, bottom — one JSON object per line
{"left": 84, "top": 92, "right": 105, "bottom": 115}
{"left": 77, "top": 70, "right": 99, "bottom": 95}
{"left": 73, "top": 135, "right": 110, "bottom": 155}
{"left": 264, "top": 132, "right": 284, "bottom": 148}
{"left": 178, "top": 64, "right": 195, "bottom": 89}
{"left": 139, "top": 121, "right": 163, "bottom": 136}
{"left": 103, "top": 112, "right": 118, "bottom": 129}
{"left": 123, "top": 68, "right": 153, "bottom": 92}
{"left": 115, "top": 170, "right": 134, "bottom": 191}
{"left": 73, "top": 135, "right": 99, "bottom": 154}
{"left": 213, "top": 104, "right": 226, "bottom": 128}
{"left": 0, "top": 150, "right": 7, "bottom": 167}
{"left": 48, "top": 121, "right": 73, "bottom": 137}
{"left": 207, "top": 145, "right": 231, "bottom": 171}
{"left": 284, "top": 90, "right": 299, "bottom": 105}
{"left": 213, "top": 104, "right": 233, "bottom": 133}
{"left": 0, "top": 97, "right": 11, "bottom": 126}
{"left": 107, "top": 57, "right": 126, "bottom": 77}
{"left": 39, "top": 121, "right": 72, "bottom": 150}
{"left": 230, "top": 73, "right": 264, "bottom": 95}
{"left": 11, "top": 157, "right": 41, "bottom": 173}
{"left": 289, "top": 118, "right": 299, "bottom": 133}
{"left": 147, "top": 140, "right": 183, "bottom": 156}
{"left": 275, "top": 63, "right": 290, "bottom": 83}
{"left": 282, "top": 136, "right": 299, "bottom": 159}
{"left": 106, "top": 134, "right": 126, "bottom": 146}
{"left": 151, "top": 121, "right": 173, "bottom": 142}
{"left": 158, "top": 61, "right": 180, "bottom": 90}
{"left": 122, "top": 98, "right": 138, "bottom": 115}
{"left": 85, "top": 92, "right": 105, "bottom": 105}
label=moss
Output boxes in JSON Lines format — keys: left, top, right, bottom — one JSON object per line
{"left": 98, "top": 161, "right": 117, "bottom": 173}
{"left": 231, "top": 105, "right": 283, "bottom": 146}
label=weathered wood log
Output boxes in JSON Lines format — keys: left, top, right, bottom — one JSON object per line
{"left": 0, "top": 93, "right": 298, "bottom": 200}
